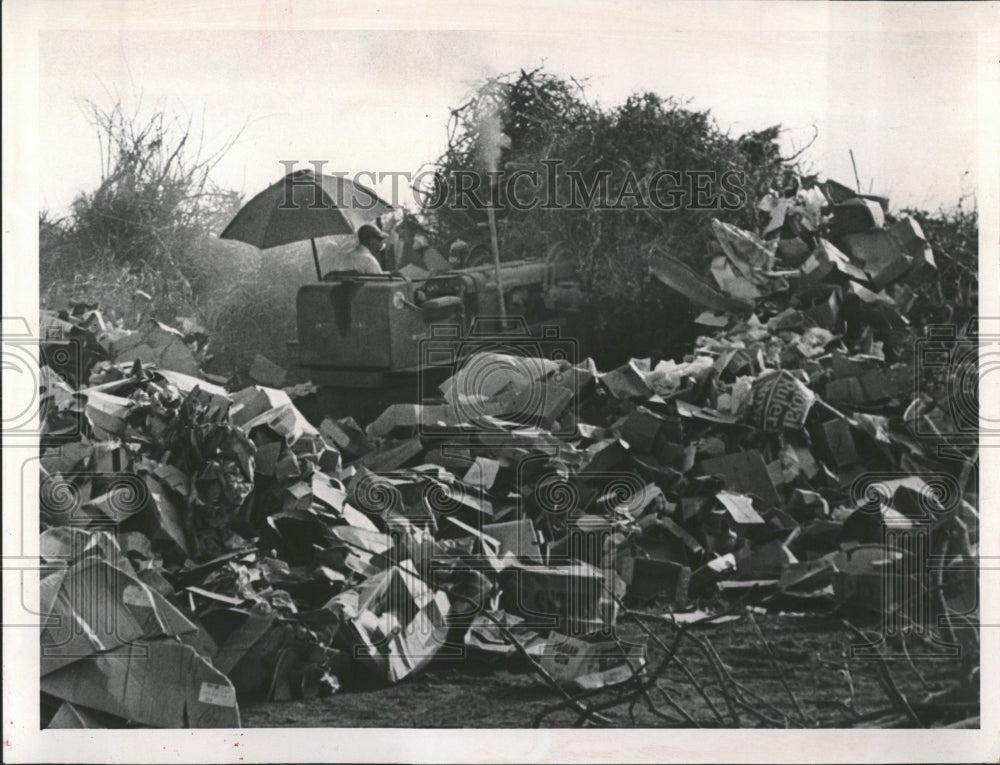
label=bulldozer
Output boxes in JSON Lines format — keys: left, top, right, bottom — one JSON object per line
{"left": 216, "top": 170, "right": 588, "bottom": 424}
{"left": 289, "top": 243, "right": 586, "bottom": 425}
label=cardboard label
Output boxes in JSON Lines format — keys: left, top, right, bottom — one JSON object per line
{"left": 575, "top": 662, "right": 636, "bottom": 690}
{"left": 750, "top": 370, "right": 815, "bottom": 432}
{"left": 545, "top": 635, "right": 586, "bottom": 670}
{"left": 198, "top": 681, "right": 237, "bottom": 708}
{"left": 540, "top": 634, "right": 647, "bottom": 689}
{"left": 716, "top": 491, "right": 765, "bottom": 525}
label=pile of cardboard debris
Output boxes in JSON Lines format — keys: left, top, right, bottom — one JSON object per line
{"left": 36, "top": 179, "right": 977, "bottom": 728}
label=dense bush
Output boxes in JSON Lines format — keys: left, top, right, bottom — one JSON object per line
{"left": 902, "top": 198, "right": 978, "bottom": 331}
{"left": 39, "top": 101, "right": 308, "bottom": 372}
{"left": 423, "top": 69, "right": 795, "bottom": 363}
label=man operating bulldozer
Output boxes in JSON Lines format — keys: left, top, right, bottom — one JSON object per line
{"left": 323, "top": 223, "right": 388, "bottom": 276}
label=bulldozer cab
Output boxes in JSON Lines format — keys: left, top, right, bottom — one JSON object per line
{"left": 291, "top": 249, "right": 581, "bottom": 387}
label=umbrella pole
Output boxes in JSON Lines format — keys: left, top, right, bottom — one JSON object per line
{"left": 486, "top": 205, "right": 506, "bottom": 328}
{"left": 310, "top": 238, "right": 323, "bottom": 281}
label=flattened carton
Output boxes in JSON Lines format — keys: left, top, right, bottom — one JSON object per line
{"left": 41, "top": 641, "right": 240, "bottom": 728}
{"left": 330, "top": 563, "right": 452, "bottom": 684}
{"left": 540, "top": 634, "right": 647, "bottom": 689}
{"left": 41, "top": 557, "right": 200, "bottom": 677}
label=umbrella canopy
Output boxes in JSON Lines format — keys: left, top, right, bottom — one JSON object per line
{"left": 220, "top": 168, "right": 393, "bottom": 277}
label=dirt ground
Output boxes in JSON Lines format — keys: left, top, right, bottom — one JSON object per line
{"left": 240, "top": 612, "right": 975, "bottom": 728}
